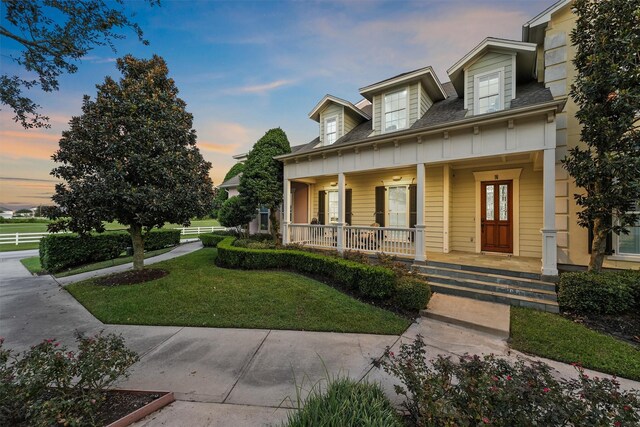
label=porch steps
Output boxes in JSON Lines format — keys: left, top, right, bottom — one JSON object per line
{"left": 414, "top": 262, "right": 559, "bottom": 313}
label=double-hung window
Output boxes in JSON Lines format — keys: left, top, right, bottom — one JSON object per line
{"left": 387, "top": 186, "right": 408, "bottom": 228}
{"left": 258, "top": 206, "right": 269, "bottom": 232}
{"left": 617, "top": 202, "right": 640, "bottom": 256}
{"left": 384, "top": 89, "right": 407, "bottom": 132}
{"left": 476, "top": 71, "right": 502, "bottom": 114}
{"left": 325, "top": 117, "right": 337, "bottom": 145}
{"left": 327, "top": 191, "right": 339, "bottom": 223}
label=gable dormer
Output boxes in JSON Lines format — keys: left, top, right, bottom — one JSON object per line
{"left": 308, "top": 95, "right": 371, "bottom": 146}
{"left": 447, "top": 38, "right": 537, "bottom": 116}
{"left": 359, "top": 66, "right": 447, "bottom": 136}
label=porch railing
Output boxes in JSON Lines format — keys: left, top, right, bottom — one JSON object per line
{"left": 287, "top": 224, "right": 415, "bottom": 257}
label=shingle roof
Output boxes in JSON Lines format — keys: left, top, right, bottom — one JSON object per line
{"left": 289, "top": 82, "right": 553, "bottom": 155}
{"left": 218, "top": 173, "right": 242, "bottom": 189}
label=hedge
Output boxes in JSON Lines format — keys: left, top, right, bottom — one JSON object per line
{"left": 40, "top": 229, "right": 180, "bottom": 273}
{"left": 215, "top": 237, "right": 431, "bottom": 311}
{"left": 557, "top": 270, "right": 639, "bottom": 315}
{"left": 199, "top": 233, "right": 227, "bottom": 247}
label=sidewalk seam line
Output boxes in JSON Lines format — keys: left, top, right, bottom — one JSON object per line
{"left": 138, "top": 326, "right": 185, "bottom": 359}
{"left": 357, "top": 333, "right": 403, "bottom": 383}
{"left": 222, "top": 329, "right": 272, "bottom": 404}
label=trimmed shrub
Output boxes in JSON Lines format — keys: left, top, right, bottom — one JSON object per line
{"left": 557, "top": 271, "right": 636, "bottom": 314}
{"left": 285, "top": 377, "right": 402, "bottom": 427}
{"left": 144, "top": 229, "right": 180, "bottom": 250}
{"left": 40, "top": 233, "right": 129, "bottom": 273}
{"left": 216, "top": 237, "right": 397, "bottom": 300}
{"left": 378, "top": 336, "right": 640, "bottom": 427}
{"left": 393, "top": 277, "right": 432, "bottom": 312}
{"left": 199, "top": 233, "right": 227, "bottom": 247}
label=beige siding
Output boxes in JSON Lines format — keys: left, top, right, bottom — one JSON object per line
{"left": 466, "top": 51, "right": 514, "bottom": 115}
{"left": 425, "top": 166, "right": 444, "bottom": 252}
{"left": 451, "top": 168, "right": 476, "bottom": 252}
{"left": 319, "top": 103, "right": 343, "bottom": 145}
{"left": 519, "top": 165, "right": 543, "bottom": 258}
{"left": 343, "top": 110, "right": 360, "bottom": 136}
{"left": 419, "top": 83, "right": 433, "bottom": 118}
{"left": 372, "top": 94, "right": 382, "bottom": 135}
{"left": 408, "top": 82, "right": 420, "bottom": 126}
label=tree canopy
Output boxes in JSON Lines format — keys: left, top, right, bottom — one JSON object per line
{"left": 1, "top": 0, "right": 158, "bottom": 129}
{"left": 212, "top": 162, "right": 245, "bottom": 218}
{"left": 218, "top": 195, "right": 253, "bottom": 232}
{"left": 238, "top": 128, "right": 291, "bottom": 239}
{"left": 562, "top": 0, "right": 640, "bottom": 271}
{"left": 49, "top": 54, "right": 214, "bottom": 269}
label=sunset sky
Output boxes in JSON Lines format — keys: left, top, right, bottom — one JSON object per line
{"left": 0, "top": 0, "right": 551, "bottom": 209}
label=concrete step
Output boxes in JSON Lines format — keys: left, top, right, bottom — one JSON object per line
{"left": 425, "top": 273, "right": 558, "bottom": 302}
{"left": 425, "top": 281, "right": 560, "bottom": 313}
{"left": 420, "top": 293, "right": 510, "bottom": 338}
{"left": 422, "top": 260, "right": 543, "bottom": 281}
{"left": 415, "top": 265, "right": 556, "bottom": 292}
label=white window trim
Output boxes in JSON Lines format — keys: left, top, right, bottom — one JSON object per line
{"left": 323, "top": 115, "right": 338, "bottom": 146}
{"left": 326, "top": 190, "right": 339, "bottom": 224}
{"left": 257, "top": 206, "right": 270, "bottom": 234}
{"left": 381, "top": 86, "right": 410, "bottom": 134}
{"left": 473, "top": 68, "right": 504, "bottom": 115}
{"left": 610, "top": 211, "right": 640, "bottom": 261}
{"left": 385, "top": 185, "right": 410, "bottom": 228}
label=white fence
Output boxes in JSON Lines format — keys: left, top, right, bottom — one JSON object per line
{"left": 0, "top": 232, "right": 50, "bottom": 245}
{"left": 177, "top": 226, "right": 227, "bottom": 236}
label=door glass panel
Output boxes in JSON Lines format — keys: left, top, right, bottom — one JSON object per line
{"left": 388, "top": 186, "right": 407, "bottom": 227}
{"left": 499, "top": 184, "right": 508, "bottom": 221}
{"left": 485, "top": 185, "right": 494, "bottom": 221}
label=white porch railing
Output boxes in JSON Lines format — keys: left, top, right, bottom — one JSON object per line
{"left": 289, "top": 224, "right": 338, "bottom": 248}
{"left": 0, "top": 232, "right": 50, "bottom": 245}
{"left": 287, "top": 224, "right": 416, "bottom": 257}
{"left": 344, "top": 226, "right": 415, "bottom": 257}
{"left": 178, "top": 226, "right": 227, "bottom": 236}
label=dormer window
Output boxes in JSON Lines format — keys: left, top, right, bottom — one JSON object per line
{"left": 384, "top": 88, "right": 407, "bottom": 132}
{"left": 325, "top": 116, "right": 337, "bottom": 145}
{"left": 475, "top": 70, "right": 503, "bottom": 114}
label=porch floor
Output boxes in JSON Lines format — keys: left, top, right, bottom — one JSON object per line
{"left": 425, "top": 251, "right": 541, "bottom": 275}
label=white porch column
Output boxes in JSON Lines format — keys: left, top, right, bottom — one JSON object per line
{"left": 336, "top": 172, "right": 346, "bottom": 253}
{"left": 414, "top": 163, "right": 426, "bottom": 263}
{"left": 541, "top": 148, "right": 558, "bottom": 277}
{"left": 282, "top": 179, "right": 291, "bottom": 245}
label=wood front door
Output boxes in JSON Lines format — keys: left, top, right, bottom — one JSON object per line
{"left": 481, "top": 180, "right": 513, "bottom": 253}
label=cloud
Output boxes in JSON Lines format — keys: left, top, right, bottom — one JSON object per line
{"left": 81, "top": 55, "right": 118, "bottom": 64}
{"left": 233, "top": 79, "right": 296, "bottom": 94}
{"left": 0, "top": 130, "right": 59, "bottom": 160}
{"left": 198, "top": 141, "right": 242, "bottom": 154}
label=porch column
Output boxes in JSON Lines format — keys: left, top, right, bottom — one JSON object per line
{"left": 541, "top": 148, "right": 558, "bottom": 277}
{"left": 282, "top": 179, "right": 291, "bottom": 245}
{"left": 415, "top": 163, "right": 426, "bottom": 263}
{"left": 337, "top": 172, "right": 345, "bottom": 253}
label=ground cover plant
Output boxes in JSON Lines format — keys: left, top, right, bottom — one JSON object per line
{"left": 66, "top": 248, "right": 410, "bottom": 334}
{"left": 377, "top": 335, "right": 640, "bottom": 426}
{"left": 510, "top": 307, "right": 640, "bottom": 381}
{"left": 0, "top": 333, "right": 139, "bottom": 427}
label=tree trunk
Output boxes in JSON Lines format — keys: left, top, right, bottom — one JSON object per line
{"left": 588, "top": 217, "right": 608, "bottom": 272}
{"left": 270, "top": 208, "right": 280, "bottom": 243}
{"left": 129, "top": 224, "right": 145, "bottom": 271}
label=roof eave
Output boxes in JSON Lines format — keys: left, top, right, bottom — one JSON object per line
{"left": 359, "top": 67, "right": 447, "bottom": 101}
{"left": 308, "top": 95, "right": 371, "bottom": 122}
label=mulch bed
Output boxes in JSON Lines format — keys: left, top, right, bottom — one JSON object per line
{"left": 563, "top": 311, "right": 640, "bottom": 348}
{"left": 98, "top": 390, "right": 163, "bottom": 425}
{"left": 95, "top": 269, "right": 169, "bottom": 286}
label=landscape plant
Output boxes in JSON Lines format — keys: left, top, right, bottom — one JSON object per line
{"left": 0, "top": 333, "right": 138, "bottom": 427}
{"left": 377, "top": 335, "right": 640, "bottom": 426}
{"left": 48, "top": 55, "right": 214, "bottom": 270}
{"left": 217, "top": 196, "right": 254, "bottom": 235}
{"left": 212, "top": 162, "right": 245, "bottom": 218}
{"left": 557, "top": 270, "right": 639, "bottom": 315}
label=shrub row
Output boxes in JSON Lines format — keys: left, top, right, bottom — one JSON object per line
{"left": 40, "top": 229, "right": 180, "bottom": 272}
{"left": 199, "top": 233, "right": 227, "bottom": 247}
{"left": 557, "top": 270, "right": 640, "bottom": 315}
{"left": 215, "top": 237, "right": 431, "bottom": 311}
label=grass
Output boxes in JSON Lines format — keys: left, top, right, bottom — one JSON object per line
{"left": 510, "top": 307, "right": 640, "bottom": 381}
{"left": 0, "top": 242, "right": 40, "bottom": 252}
{"left": 66, "top": 248, "right": 411, "bottom": 335}
{"left": 20, "top": 248, "right": 174, "bottom": 277}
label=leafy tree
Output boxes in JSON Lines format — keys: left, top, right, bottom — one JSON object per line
{"left": 0, "top": 0, "right": 158, "bottom": 129}
{"left": 238, "top": 128, "right": 291, "bottom": 240}
{"left": 212, "top": 162, "right": 245, "bottom": 218}
{"left": 218, "top": 196, "right": 253, "bottom": 235}
{"left": 562, "top": 0, "right": 640, "bottom": 272}
{"left": 49, "top": 55, "right": 214, "bottom": 270}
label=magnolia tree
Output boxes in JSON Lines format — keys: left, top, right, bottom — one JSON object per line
{"left": 238, "top": 128, "right": 291, "bottom": 241}
{"left": 49, "top": 55, "right": 214, "bottom": 270}
{"left": 562, "top": 0, "right": 640, "bottom": 271}
{"left": 212, "top": 162, "right": 244, "bottom": 218}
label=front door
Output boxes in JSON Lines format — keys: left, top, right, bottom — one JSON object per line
{"left": 481, "top": 180, "right": 513, "bottom": 253}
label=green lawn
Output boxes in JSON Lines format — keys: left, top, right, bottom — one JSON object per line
{"left": 66, "top": 248, "right": 411, "bottom": 335}
{"left": 0, "top": 242, "right": 40, "bottom": 252}
{"left": 20, "top": 247, "right": 174, "bottom": 277}
{"left": 510, "top": 307, "right": 640, "bottom": 381}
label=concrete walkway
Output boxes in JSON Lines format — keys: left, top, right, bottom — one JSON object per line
{"left": 1, "top": 246, "right": 638, "bottom": 427}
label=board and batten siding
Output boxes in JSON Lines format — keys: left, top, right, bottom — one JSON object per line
{"left": 318, "top": 104, "right": 343, "bottom": 146}
{"left": 449, "top": 163, "right": 542, "bottom": 257}
{"left": 425, "top": 166, "right": 444, "bottom": 252}
{"left": 466, "top": 51, "right": 514, "bottom": 116}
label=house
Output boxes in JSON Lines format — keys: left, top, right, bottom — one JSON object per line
{"left": 218, "top": 154, "right": 271, "bottom": 234}
{"left": 275, "top": 0, "right": 639, "bottom": 286}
